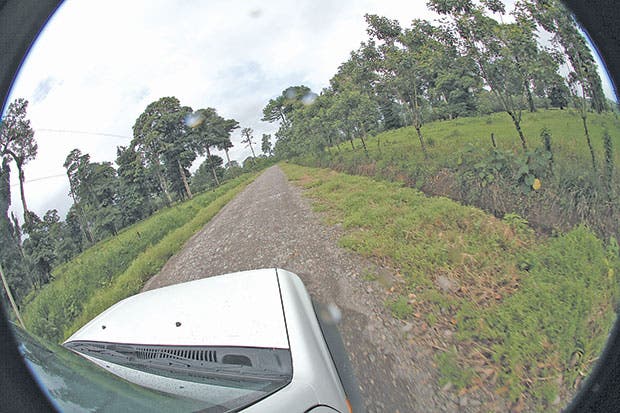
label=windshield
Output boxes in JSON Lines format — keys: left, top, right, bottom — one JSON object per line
{"left": 64, "top": 341, "right": 292, "bottom": 409}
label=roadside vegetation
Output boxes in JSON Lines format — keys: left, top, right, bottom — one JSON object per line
{"left": 21, "top": 173, "right": 256, "bottom": 343}
{"left": 1, "top": 95, "right": 273, "bottom": 310}
{"left": 283, "top": 163, "right": 620, "bottom": 410}
{"left": 294, "top": 109, "right": 620, "bottom": 241}
{"left": 266, "top": 4, "right": 620, "bottom": 407}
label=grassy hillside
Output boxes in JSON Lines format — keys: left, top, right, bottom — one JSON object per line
{"left": 296, "top": 109, "right": 620, "bottom": 240}
{"left": 22, "top": 173, "right": 256, "bottom": 343}
{"left": 282, "top": 163, "right": 620, "bottom": 411}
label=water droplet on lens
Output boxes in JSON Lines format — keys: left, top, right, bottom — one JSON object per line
{"left": 301, "top": 93, "right": 318, "bottom": 105}
{"left": 285, "top": 88, "right": 297, "bottom": 100}
{"left": 319, "top": 302, "right": 342, "bottom": 325}
{"left": 185, "top": 112, "right": 205, "bottom": 128}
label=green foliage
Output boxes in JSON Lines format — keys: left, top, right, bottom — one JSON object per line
{"left": 456, "top": 140, "right": 553, "bottom": 196}
{"left": 190, "top": 155, "right": 224, "bottom": 193}
{"left": 458, "top": 227, "right": 619, "bottom": 404}
{"left": 436, "top": 348, "right": 476, "bottom": 390}
{"left": 295, "top": 109, "right": 620, "bottom": 241}
{"left": 387, "top": 295, "right": 412, "bottom": 319}
{"left": 22, "top": 174, "right": 255, "bottom": 343}
{"left": 282, "top": 163, "right": 619, "bottom": 409}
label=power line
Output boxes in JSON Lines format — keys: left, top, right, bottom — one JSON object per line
{"left": 35, "top": 128, "right": 131, "bottom": 141}
{"left": 9, "top": 173, "right": 66, "bottom": 187}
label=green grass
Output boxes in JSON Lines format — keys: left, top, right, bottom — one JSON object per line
{"left": 22, "top": 173, "right": 256, "bottom": 343}
{"left": 282, "top": 162, "right": 620, "bottom": 410}
{"left": 297, "top": 109, "right": 620, "bottom": 245}
{"left": 303, "top": 109, "right": 620, "bottom": 172}
{"left": 387, "top": 295, "right": 413, "bottom": 319}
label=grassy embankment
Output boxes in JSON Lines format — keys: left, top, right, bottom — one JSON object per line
{"left": 296, "top": 109, "right": 620, "bottom": 239}
{"left": 281, "top": 162, "right": 619, "bottom": 410}
{"left": 22, "top": 173, "right": 256, "bottom": 343}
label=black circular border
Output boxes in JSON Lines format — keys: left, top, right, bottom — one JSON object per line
{"left": 1, "top": 1, "right": 619, "bottom": 412}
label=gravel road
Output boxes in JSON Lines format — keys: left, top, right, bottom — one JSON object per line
{"left": 142, "top": 165, "right": 463, "bottom": 412}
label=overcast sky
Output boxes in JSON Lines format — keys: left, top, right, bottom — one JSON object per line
{"left": 3, "top": 0, "right": 616, "bottom": 222}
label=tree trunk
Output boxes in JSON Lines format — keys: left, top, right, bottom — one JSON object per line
{"left": 414, "top": 125, "right": 428, "bottom": 159}
{"left": 349, "top": 139, "right": 355, "bottom": 150}
{"left": 67, "top": 174, "right": 94, "bottom": 244}
{"left": 206, "top": 147, "right": 220, "bottom": 187}
{"left": 582, "top": 114, "right": 597, "bottom": 171}
{"left": 16, "top": 163, "right": 29, "bottom": 224}
{"left": 360, "top": 124, "right": 370, "bottom": 158}
{"left": 508, "top": 111, "right": 528, "bottom": 151}
{"left": 9, "top": 212, "right": 24, "bottom": 258}
{"left": 248, "top": 142, "right": 256, "bottom": 159}
{"left": 525, "top": 82, "right": 536, "bottom": 113}
{"left": 155, "top": 168, "right": 173, "bottom": 206}
{"left": 177, "top": 159, "right": 193, "bottom": 199}
{"left": 224, "top": 148, "right": 232, "bottom": 166}
{"left": 578, "top": 84, "right": 597, "bottom": 171}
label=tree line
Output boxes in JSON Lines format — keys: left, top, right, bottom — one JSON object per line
{"left": 0, "top": 96, "right": 271, "bottom": 308}
{"left": 268, "top": 0, "right": 610, "bottom": 161}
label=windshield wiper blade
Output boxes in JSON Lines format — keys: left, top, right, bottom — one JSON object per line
{"left": 64, "top": 341, "right": 293, "bottom": 382}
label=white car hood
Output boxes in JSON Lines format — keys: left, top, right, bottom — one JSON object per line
{"left": 65, "top": 268, "right": 289, "bottom": 349}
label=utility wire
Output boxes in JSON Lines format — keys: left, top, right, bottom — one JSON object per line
{"left": 9, "top": 173, "right": 66, "bottom": 187}
{"left": 36, "top": 128, "right": 131, "bottom": 141}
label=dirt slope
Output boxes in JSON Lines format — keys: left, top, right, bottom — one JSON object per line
{"left": 143, "top": 165, "right": 467, "bottom": 412}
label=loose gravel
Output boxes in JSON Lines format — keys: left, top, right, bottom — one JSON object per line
{"left": 143, "top": 165, "right": 470, "bottom": 412}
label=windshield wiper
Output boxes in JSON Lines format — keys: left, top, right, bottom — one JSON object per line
{"left": 64, "top": 341, "right": 292, "bottom": 383}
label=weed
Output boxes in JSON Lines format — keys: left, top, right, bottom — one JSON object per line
{"left": 387, "top": 295, "right": 413, "bottom": 319}
{"left": 362, "top": 270, "right": 378, "bottom": 281}
{"left": 436, "top": 348, "right": 476, "bottom": 390}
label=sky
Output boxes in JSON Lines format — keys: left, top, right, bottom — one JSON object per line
{"left": 3, "top": 0, "right": 617, "bottom": 222}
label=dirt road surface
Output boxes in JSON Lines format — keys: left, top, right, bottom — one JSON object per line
{"left": 143, "top": 165, "right": 468, "bottom": 412}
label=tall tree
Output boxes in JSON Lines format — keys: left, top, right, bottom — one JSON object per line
{"left": 116, "top": 144, "right": 156, "bottom": 226}
{"left": 215, "top": 118, "right": 239, "bottom": 166}
{"left": 329, "top": 88, "right": 380, "bottom": 157}
{"left": 22, "top": 210, "right": 59, "bottom": 288}
{"left": 262, "top": 86, "right": 312, "bottom": 127}
{"left": 363, "top": 15, "right": 439, "bottom": 157}
{"left": 63, "top": 149, "right": 94, "bottom": 244}
{"left": 0, "top": 158, "right": 29, "bottom": 305}
{"left": 63, "top": 150, "right": 121, "bottom": 241}
{"left": 191, "top": 155, "right": 224, "bottom": 193}
{"left": 133, "top": 97, "right": 193, "bottom": 203}
{"left": 241, "top": 127, "right": 257, "bottom": 159}
{"left": 428, "top": 1, "right": 536, "bottom": 149}
{"left": 189, "top": 108, "right": 238, "bottom": 187}
{"left": 522, "top": 0, "right": 607, "bottom": 169}
{"left": 0, "top": 98, "right": 37, "bottom": 223}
